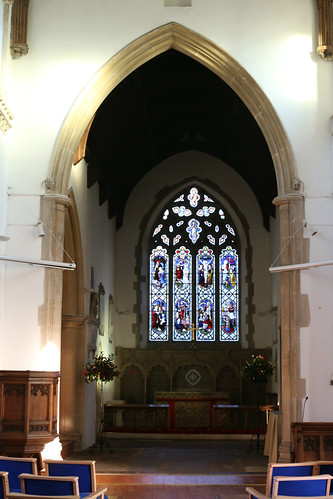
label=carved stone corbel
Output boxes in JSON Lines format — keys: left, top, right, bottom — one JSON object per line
{"left": 316, "top": 0, "right": 333, "bottom": 60}
{"left": 10, "top": 0, "right": 29, "bottom": 59}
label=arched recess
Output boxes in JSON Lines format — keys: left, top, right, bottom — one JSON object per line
{"left": 44, "top": 22, "right": 305, "bottom": 461}
{"left": 136, "top": 176, "right": 255, "bottom": 350}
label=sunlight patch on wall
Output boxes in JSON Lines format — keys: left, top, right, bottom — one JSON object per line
{"left": 39, "top": 341, "right": 60, "bottom": 371}
{"left": 41, "top": 437, "right": 63, "bottom": 460}
{"left": 37, "top": 62, "right": 99, "bottom": 124}
{"left": 281, "top": 36, "right": 317, "bottom": 101}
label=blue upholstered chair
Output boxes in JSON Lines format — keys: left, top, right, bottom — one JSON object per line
{"left": 43, "top": 460, "right": 105, "bottom": 499}
{"left": 315, "top": 462, "right": 333, "bottom": 493}
{"left": 19, "top": 474, "right": 80, "bottom": 497}
{"left": 0, "top": 457, "right": 38, "bottom": 493}
{"left": 43, "top": 461, "right": 95, "bottom": 496}
{"left": 272, "top": 474, "right": 332, "bottom": 497}
{"left": 247, "top": 489, "right": 331, "bottom": 499}
{"left": 8, "top": 492, "right": 106, "bottom": 499}
{"left": 8, "top": 495, "right": 79, "bottom": 499}
{"left": 266, "top": 461, "right": 316, "bottom": 496}
{"left": 0, "top": 471, "right": 10, "bottom": 499}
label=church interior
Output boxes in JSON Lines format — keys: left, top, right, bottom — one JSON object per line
{"left": 0, "top": 0, "right": 333, "bottom": 493}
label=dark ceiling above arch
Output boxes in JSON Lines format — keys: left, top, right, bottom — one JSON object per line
{"left": 85, "top": 49, "right": 277, "bottom": 230}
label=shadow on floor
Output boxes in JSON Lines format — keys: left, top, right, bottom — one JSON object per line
{"left": 69, "top": 436, "right": 268, "bottom": 475}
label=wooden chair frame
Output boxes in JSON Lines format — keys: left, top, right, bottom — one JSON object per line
{"left": 0, "top": 456, "right": 38, "bottom": 493}
{"left": 8, "top": 490, "right": 107, "bottom": 499}
{"left": 245, "top": 487, "right": 330, "bottom": 499}
{"left": 247, "top": 490, "right": 332, "bottom": 499}
{"left": 0, "top": 471, "right": 10, "bottom": 499}
{"left": 266, "top": 461, "right": 317, "bottom": 496}
{"left": 246, "top": 486, "right": 270, "bottom": 499}
{"left": 8, "top": 496, "right": 79, "bottom": 499}
{"left": 43, "top": 460, "right": 96, "bottom": 493}
{"left": 19, "top": 474, "right": 80, "bottom": 497}
{"left": 314, "top": 460, "right": 333, "bottom": 485}
{"left": 272, "top": 474, "right": 332, "bottom": 498}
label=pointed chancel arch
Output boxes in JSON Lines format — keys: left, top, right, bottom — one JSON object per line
{"left": 50, "top": 22, "right": 296, "bottom": 196}
{"left": 46, "top": 22, "right": 304, "bottom": 462}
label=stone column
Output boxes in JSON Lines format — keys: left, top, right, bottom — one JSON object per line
{"left": 39, "top": 193, "right": 71, "bottom": 355}
{"left": 273, "top": 193, "right": 308, "bottom": 462}
{"left": 60, "top": 315, "right": 85, "bottom": 449}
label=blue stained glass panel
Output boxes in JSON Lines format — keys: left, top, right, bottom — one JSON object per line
{"left": 186, "top": 218, "right": 202, "bottom": 244}
{"left": 173, "top": 246, "right": 192, "bottom": 341}
{"left": 196, "top": 246, "right": 215, "bottom": 341}
{"left": 220, "top": 246, "right": 239, "bottom": 341}
{"left": 149, "top": 246, "right": 168, "bottom": 341}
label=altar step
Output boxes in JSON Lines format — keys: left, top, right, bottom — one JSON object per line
{"left": 97, "top": 473, "right": 267, "bottom": 498}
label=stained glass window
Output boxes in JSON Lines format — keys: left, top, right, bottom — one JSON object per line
{"left": 220, "top": 247, "right": 238, "bottom": 341}
{"left": 149, "top": 246, "right": 169, "bottom": 341}
{"left": 173, "top": 246, "right": 192, "bottom": 341}
{"left": 149, "top": 186, "right": 239, "bottom": 343}
{"left": 196, "top": 246, "right": 215, "bottom": 341}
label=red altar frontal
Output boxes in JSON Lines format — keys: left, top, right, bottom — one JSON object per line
{"left": 155, "top": 391, "right": 229, "bottom": 429}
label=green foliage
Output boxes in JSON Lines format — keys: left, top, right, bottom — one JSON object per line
{"left": 84, "top": 351, "right": 120, "bottom": 384}
{"left": 241, "top": 354, "right": 274, "bottom": 383}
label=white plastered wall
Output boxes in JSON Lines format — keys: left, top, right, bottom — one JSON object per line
{"left": 0, "top": 0, "right": 331, "bottom": 421}
{"left": 69, "top": 160, "right": 117, "bottom": 447}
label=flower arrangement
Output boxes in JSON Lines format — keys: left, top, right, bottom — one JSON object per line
{"left": 84, "top": 351, "right": 120, "bottom": 384}
{"left": 241, "top": 354, "right": 274, "bottom": 383}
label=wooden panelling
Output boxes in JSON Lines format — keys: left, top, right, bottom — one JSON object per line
{"left": 292, "top": 422, "right": 333, "bottom": 462}
{"left": 0, "top": 371, "right": 59, "bottom": 456}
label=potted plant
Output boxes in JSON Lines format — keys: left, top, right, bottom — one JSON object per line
{"left": 241, "top": 354, "right": 274, "bottom": 452}
{"left": 84, "top": 351, "right": 120, "bottom": 385}
{"left": 84, "top": 351, "right": 120, "bottom": 450}
{"left": 241, "top": 354, "right": 274, "bottom": 383}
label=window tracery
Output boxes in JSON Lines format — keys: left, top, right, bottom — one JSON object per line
{"left": 149, "top": 185, "right": 239, "bottom": 344}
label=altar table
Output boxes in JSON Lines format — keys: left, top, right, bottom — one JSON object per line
{"left": 155, "top": 391, "right": 229, "bottom": 428}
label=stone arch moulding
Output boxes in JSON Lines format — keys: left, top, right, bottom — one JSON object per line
{"left": 47, "top": 22, "right": 303, "bottom": 462}
{"left": 50, "top": 22, "right": 297, "bottom": 197}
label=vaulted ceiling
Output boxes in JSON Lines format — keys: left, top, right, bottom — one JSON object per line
{"left": 85, "top": 49, "right": 277, "bottom": 230}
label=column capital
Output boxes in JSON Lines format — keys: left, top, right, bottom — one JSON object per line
{"left": 272, "top": 192, "right": 304, "bottom": 208}
{"left": 42, "top": 193, "right": 72, "bottom": 207}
